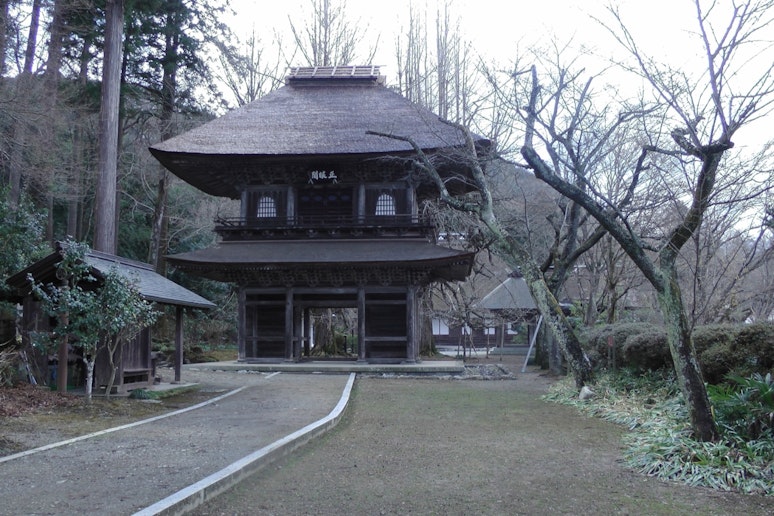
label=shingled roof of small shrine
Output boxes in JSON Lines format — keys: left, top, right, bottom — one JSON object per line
{"left": 5, "top": 246, "right": 215, "bottom": 310}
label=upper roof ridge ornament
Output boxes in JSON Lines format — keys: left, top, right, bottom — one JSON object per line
{"left": 286, "top": 65, "right": 383, "bottom": 84}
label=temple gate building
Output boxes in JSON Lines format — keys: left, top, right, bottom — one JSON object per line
{"left": 150, "top": 66, "right": 488, "bottom": 363}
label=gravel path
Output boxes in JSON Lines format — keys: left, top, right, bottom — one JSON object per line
{"left": 0, "top": 372, "right": 350, "bottom": 516}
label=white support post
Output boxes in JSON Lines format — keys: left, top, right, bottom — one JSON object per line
{"left": 522, "top": 315, "right": 543, "bottom": 373}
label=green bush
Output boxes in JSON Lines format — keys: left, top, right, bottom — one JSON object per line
{"left": 697, "top": 323, "right": 774, "bottom": 384}
{"left": 582, "top": 322, "right": 654, "bottom": 368}
{"left": 692, "top": 324, "right": 738, "bottom": 356}
{"left": 700, "top": 341, "right": 737, "bottom": 384}
{"left": 735, "top": 323, "right": 774, "bottom": 370}
{"left": 583, "top": 322, "right": 774, "bottom": 383}
{"left": 622, "top": 329, "right": 671, "bottom": 372}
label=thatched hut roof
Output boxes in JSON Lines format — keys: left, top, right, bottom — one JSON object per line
{"left": 150, "top": 66, "right": 489, "bottom": 198}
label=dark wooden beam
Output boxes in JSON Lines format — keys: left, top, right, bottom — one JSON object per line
{"left": 174, "top": 305, "right": 183, "bottom": 383}
{"left": 406, "top": 286, "right": 417, "bottom": 363}
{"left": 357, "top": 287, "right": 366, "bottom": 362}
{"left": 238, "top": 287, "right": 246, "bottom": 361}
{"left": 284, "top": 288, "right": 294, "bottom": 360}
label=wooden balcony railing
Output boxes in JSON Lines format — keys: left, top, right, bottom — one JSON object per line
{"left": 215, "top": 213, "right": 435, "bottom": 240}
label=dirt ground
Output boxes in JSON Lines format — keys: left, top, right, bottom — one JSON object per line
{"left": 2, "top": 354, "right": 774, "bottom": 515}
{"left": 0, "top": 376, "right": 220, "bottom": 456}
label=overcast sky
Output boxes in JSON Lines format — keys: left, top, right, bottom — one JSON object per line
{"left": 228, "top": 0, "right": 701, "bottom": 73}
{"left": 226, "top": 0, "right": 772, "bottom": 150}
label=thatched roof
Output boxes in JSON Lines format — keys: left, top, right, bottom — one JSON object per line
{"left": 6, "top": 247, "right": 215, "bottom": 310}
{"left": 150, "top": 65, "right": 489, "bottom": 198}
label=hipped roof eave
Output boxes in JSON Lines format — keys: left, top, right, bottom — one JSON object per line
{"left": 5, "top": 246, "right": 216, "bottom": 310}
{"left": 164, "top": 240, "right": 475, "bottom": 283}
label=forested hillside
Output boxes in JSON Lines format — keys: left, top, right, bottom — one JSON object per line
{"left": 0, "top": 1, "right": 771, "bottom": 405}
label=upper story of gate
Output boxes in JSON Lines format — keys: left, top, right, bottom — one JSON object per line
{"left": 149, "top": 65, "right": 490, "bottom": 241}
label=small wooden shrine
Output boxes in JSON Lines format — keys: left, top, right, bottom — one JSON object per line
{"left": 6, "top": 246, "right": 215, "bottom": 391}
{"left": 150, "top": 65, "right": 488, "bottom": 363}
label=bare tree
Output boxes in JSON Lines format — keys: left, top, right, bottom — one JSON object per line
{"left": 393, "top": 0, "right": 483, "bottom": 126}
{"left": 368, "top": 126, "right": 594, "bottom": 388}
{"left": 679, "top": 169, "right": 773, "bottom": 326}
{"left": 288, "top": 0, "right": 378, "bottom": 67}
{"left": 213, "top": 29, "right": 285, "bottom": 107}
{"left": 484, "top": 48, "right": 654, "bottom": 370}
{"left": 521, "top": 0, "right": 774, "bottom": 441}
{"left": 0, "top": 0, "right": 9, "bottom": 76}
{"left": 394, "top": 2, "right": 429, "bottom": 107}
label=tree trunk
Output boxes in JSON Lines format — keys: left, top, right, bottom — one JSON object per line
{"left": 93, "top": 0, "right": 124, "bottom": 253}
{"left": 482, "top": 193, "right": 594, "bottom": 387}
{"left": 105, "top": 337, "right": 121, "bottom": 399}
{"left": 8, "top": 0, "right": 41, "bottom": 208}
{"left": 493, "top": 222, "right": 592, "bottom": 386}
{"left": 83, "top": 356, "right": 94, "bottom": 401}
{"left": 0, "top": 0, "right": 8, "bottom": 77}
{"left": 148, "top": 170, "right": 169, "bottom": 272}
{"left": 656, "top": 267, "right": 718, "bottom": 441}
{"left": 149, "top": 6, "right": 180, "bottom": 272}
{"left": 519, "top": 256, "right": 592, "bottom": 387}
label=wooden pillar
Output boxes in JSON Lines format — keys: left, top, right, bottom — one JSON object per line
{"left": 284, "top": 288, "right": 294, "bottom": 361}
{"left": 237, "top": 287, "right": 246, "bottom": 361}
{"left": 303, "top": 308, "right": 312, "bottom": 357}
{"left": 358, "top": 183, "right": 366, "bottom": 222}
{"left": 293, "top": 306, "right": 303, "bottom": 361}
{"left": 240, "top": 190, "right": 248, "bottom": 219}
{"left": 287, "top": 185, "right": 295, "bottom": 223}
{"left": 357, "top": 287, "right": 366, "bottom": 362}
{"left": 407, "top": 185, "right": 416, "bottom": 222}
{"left": 174, "top": 305, "right": 183, "bottom": 383}
{"left": 406, "top": 285, "right": 418, "bottom": 363}
{"left": 57, "top": 312, "right": 68, "bottom": 392}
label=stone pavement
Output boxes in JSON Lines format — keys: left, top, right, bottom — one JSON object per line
{"left": 0, "top": 372, "right": 354, "bottom": 516}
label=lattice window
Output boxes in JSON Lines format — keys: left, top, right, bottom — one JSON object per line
{"left": 375, "top": 193, "right": 396, "bottom": 216}
{"left": 248, "top": 189, "right": 287, "bottom": 220}
{"left": 365, "top": 186, "right": 407, "bottom": 217}
{"left": 257, "top": 196, "right": 277, "bottom": 218}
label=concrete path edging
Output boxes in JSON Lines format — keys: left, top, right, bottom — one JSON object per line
{"left": 133, "top": 372, "right": 357, "bottom": 516}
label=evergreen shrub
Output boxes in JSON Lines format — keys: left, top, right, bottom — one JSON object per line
{"left": 692, "top": 324, "right": 737, "bottom": 356}
{"left": 735, "top": 323, "right": 774, "bottom": 370}
{"left": 699, "top": 341, "right": 737, "bottom": 384}
{"left": 698, "top": 323, "right": 774, "bottom": 384}
{"left": 582, "top": 322, "right": 657, "bottom": 368}
{"left": 621, "top": 329, "right": 671, "bottom": 371}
